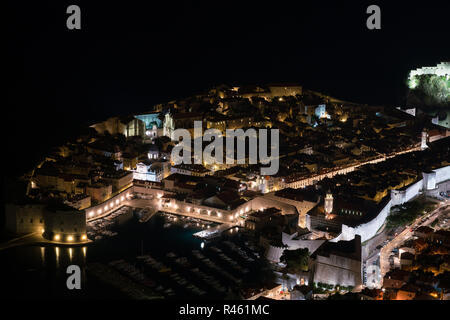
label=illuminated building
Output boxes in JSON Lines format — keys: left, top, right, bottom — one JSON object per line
{"left": 324, "top": 191, "right": 333, "bottom": 215}
{"left": 102, "top": 170, "right": 133, "bottom": 192}
{"left": 6, "top": 201, "right": 88, "bottom": 243}
{"left": 5, "top": 203, "right": 46, "bottom": 234}
{"left": 163, "top": 112, "right": 175, "bottom": 139}
{"left": 86, "top": 182, "right": 113, "bottom": 203}
{"left": 42, "top": 203, "right": 87, "bottom": 243}
{"left": 134, "top": 112, "right": 162, "bottom": 130}
{"left": 310, "top": 235, "right": 362, "bottom": 288}
{"left": 90, "top": 116, "right": 146, "bottom": 138}
{"left": 133, "top": 159, "right": 170, "bottom": 182}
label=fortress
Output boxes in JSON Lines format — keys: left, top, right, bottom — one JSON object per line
{"left": 409, "top": 62, "right": 450, "bottom": 80}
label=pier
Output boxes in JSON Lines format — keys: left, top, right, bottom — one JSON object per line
{"left": 193, "top": 224, "right": 235, "bottom": 240}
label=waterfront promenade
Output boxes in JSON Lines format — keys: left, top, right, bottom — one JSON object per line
{"left": 0, "top": 232, "right": 91, "bottom": 251}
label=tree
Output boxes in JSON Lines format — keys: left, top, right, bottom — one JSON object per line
{"left": 408, "top": 74, "right": 450, "bottom": 108}
{"left": 280, "top": 248, "right": 310, "bottom": 273}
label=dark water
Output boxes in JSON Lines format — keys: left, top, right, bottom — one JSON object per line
{"left": 0, "top": 213, "right": 204, "bottom": 299}
{"left": 88, "top": 213, "right": 204, "bottom": 261}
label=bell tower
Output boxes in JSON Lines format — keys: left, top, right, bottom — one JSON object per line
{"left": 421, "top": 129, "right": 428, "bottom": 150}
{"left": 325, "top": 190, "right": 333, "bottom": 215}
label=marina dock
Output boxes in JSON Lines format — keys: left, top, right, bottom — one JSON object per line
{"left": 193, "top": 224, "right": 235, "bottom": 240}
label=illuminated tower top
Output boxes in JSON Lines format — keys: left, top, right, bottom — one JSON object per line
{"left": 421, "top": 129, "right": 428, "bottom": 150}
{"left": 324, "top": 190, "right": 333, "bottom": 215}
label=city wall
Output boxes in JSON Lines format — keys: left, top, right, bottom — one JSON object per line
{"left": 330, "top": 165, "right": 450, "bottom": 243}
{"left": 82, "top": 165, "right": 450, "bottom": 243}
{"left": 85, "top": 186, "right": 134, "bottom": 220}
{"left": 262, "top": 232, "right": 326, "bottom": 263}
{"left": 312, "top": 255, "right": 362, "bottom": 287}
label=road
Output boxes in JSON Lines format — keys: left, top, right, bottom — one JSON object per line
{"left": 0, "top": 232, "right": 92, "bottom": 251}
{"left": 379, "top": 201, "right": 450, "bottom": 285}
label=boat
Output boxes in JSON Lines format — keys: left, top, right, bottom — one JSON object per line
{"left": 166, "top": 252, "right": 177, "bottom": 258}
{"left": 164, "top": 288, "right": 174, "bottom": 295}
{"left": 139, "top": 208, "right": 156, "bottom": 223}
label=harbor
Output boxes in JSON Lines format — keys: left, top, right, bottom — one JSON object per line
{"left": 86, "top": 206, "right": 133, "bottom": 241}
{"left": 85, "top": 211, "right": 269, "bottom": 299}
{"left": 0, "top": 205, "right": 269, "bottom": 299}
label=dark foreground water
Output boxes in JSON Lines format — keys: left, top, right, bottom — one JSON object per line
{"left": 0, "top": 213, "right": 266, "bottom": 299}
{"left": 0, "top": 213, "right": 205, "bottom": 299}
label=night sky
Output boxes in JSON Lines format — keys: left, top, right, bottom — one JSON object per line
{"left": 5, "top": 0, "right": 450, "bottom": 175}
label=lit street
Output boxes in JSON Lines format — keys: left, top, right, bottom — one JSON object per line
{"left": 379, "top": 201, "right": 450, "bottom": 284}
